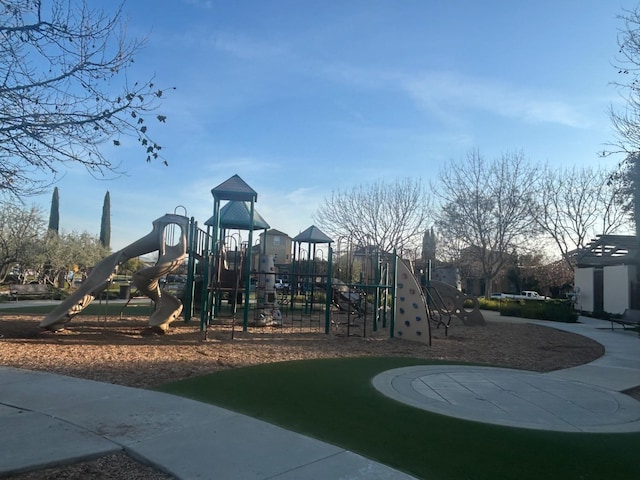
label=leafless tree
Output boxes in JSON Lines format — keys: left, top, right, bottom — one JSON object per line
{"left": 533, "top": 165, "right": 631, "bottom": 270}
{"left": 608, "top": 7, "right": 640, "bottom": 239}
{"left": 434, "top": 150, "right": 540, "bottom": 297}
{"left": 434, "top": 231, "right": 479, "bottom": 289}
{"left": 610, "top": 6, "right": 640, "bottom": 156}
{"left": 0, "top": 0, "right": 172, "bottom": 199}
{"left": 314, "top": 177, "right": 432, "bottom": 256}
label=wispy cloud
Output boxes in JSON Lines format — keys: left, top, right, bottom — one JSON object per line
{"left": 182, "top": 0, "right": 214, "bottom": 9}
{"left": 284, "top": 187, "right": 318, "bottom": 203}
{"left": 163, "top": 29, "right": 290, "bottom": 62}
{"left": 306, "top": 58, "right": 587, "bottom": 129}
{"left": 251, "top": 185, "right": 324, "bottom": 233}
{"left": 402, "top": 72, "right": 586, "bottom": 128}
{"left": 206, "top": 156, "right": 280, "bottom": 173}
{"left": 210, "top": 33, "right": 289, "bottom": 61}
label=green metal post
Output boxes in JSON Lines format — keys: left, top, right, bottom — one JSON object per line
{"left": 184, "top": 217, "right": 197, "bottom": 323}
{"left": 304, "top": 242, "right": 312, "bottom": 315}
{"left": 390, "top": 249, "right": 397, "bottom": 338}
{"left": 324, "top": 245, "right": 333, "bottom": 334}
{"left": 373, "top": 249, "right": 380, "bottom": 332}
{"left": 382, "top": 261, "right": 388, "bottom": 328}
{"left": 243, "top": 199, "right": 255, "bottom": 331}
{"left": 199, "top": 250, "right": 209, "bottom": 331}
{"left": 203, "top": 197, "right": 220, "bottom": 331}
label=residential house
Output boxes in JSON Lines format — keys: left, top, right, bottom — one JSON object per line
{"left": 255, "top": 229, "right": 293, "bottom": 273}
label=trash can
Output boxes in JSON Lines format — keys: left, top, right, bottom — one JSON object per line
{"left": 119, "top": 284, "right": 131, "bottom": 300}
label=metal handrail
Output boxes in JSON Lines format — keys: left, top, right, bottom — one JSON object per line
{"left": 424, "top": 286, "right": 452, "bottom": 336}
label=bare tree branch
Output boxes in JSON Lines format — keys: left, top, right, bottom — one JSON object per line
{"left": 532, "top": 165, "right": 631, "bottom": 271}
{"left": 434, "top": 150, "right": 540, "bottom": 297}
{"left": 0, "top": 0, "right": 173, "bottom": 200}
{"left": 314, "top": 177, "right": 432, "bottom": 256}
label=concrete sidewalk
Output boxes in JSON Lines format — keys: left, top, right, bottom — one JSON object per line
{"left": 0, "top": 366, "right": 415, "bottom": 479}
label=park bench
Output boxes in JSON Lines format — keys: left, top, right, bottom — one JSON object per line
{"left": 9, "top": 283, "right": 52, "bottom": 301}
{"left": 612, "top": 309, "right": 640, "bottom": 336}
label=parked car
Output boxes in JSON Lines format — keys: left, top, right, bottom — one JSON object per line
{"left": 497, "top": 291, "right": 549, "bottom": 301}
{"left": 166, "top": 274, "right": 186, "bottom": 283}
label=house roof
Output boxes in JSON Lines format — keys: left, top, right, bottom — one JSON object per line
{"left": 575, "top": 235, "right": 640, "bottom": 267}
{"left": 204, "top": 201, "right": 270, "bottom": 230}
{"left": 210, "top": 174, "right": 258, "bottom": 202}
{"left": 293, "top": 225, "right": 333, "bottom": 244}
{"left": 263, "top": 228, "right": 290, "bottom": 238}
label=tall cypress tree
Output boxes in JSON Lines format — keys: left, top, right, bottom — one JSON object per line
{"left": 48, "top": 187, "right": 59, "bottom": 234}
{"left": 100, "top": 191, "right": 111, "bottom": 249}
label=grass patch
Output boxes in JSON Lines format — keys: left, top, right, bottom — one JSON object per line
{"left": 158, "top": 357, "right": 639, "bottom": 480}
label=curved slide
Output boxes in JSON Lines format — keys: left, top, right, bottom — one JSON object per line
{"left": 41, "top": 214, "right": 189, "bottom": 332}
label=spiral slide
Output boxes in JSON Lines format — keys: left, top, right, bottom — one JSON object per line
{"left": 40, "top": 214, "right": 189, "bottom": 332}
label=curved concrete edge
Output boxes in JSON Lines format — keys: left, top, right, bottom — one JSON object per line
{"left": 372, "top": 365, "right": 640, "bottom": 433}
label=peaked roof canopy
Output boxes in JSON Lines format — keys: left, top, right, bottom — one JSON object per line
{"left": 293, "top": 225, "right": 333, "bottom": 244}
{"left": 205, "top": 201, "right": 270, "bottom": 230}
{"left": 211, "top": 174, "right": 258, "bottom": 202}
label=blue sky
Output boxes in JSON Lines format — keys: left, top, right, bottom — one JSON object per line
{"left": 27, "top": 0, "right": 638, "bottom": 251}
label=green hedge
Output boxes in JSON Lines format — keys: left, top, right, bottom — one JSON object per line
{"left": 497, "top": 299, "right": 578, "bottom": 323}
{"left": 478, "top": 298, "right": 501, "bottom": 311}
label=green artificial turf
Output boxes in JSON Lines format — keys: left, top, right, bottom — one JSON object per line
{"left": 158, "top": 357, "right": 640, "bottom": 480}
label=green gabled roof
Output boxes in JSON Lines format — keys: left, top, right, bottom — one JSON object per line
{"left": 211, "top": 174, "right": 258, "bottom": 202}
{"left": 293, "top": 225, "right": 333, "bottom": 244}
{"left": 205, "top": 201, "right": 270, "bottom": 230}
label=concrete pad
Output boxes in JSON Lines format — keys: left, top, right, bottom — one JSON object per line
{"left": 373, "top": 365, "right": 640, "bottom": 432}
{"left": 43, "top": 389, "right": 238, "bottom": 445}
{"left": 546, "top": 364, "right": 640, "bottom": 391}
{"left": 1, "top": 366, "right": 416, "bottom": 479}
{"left": 0, "top": 408, "right": 119, "bottom": 476}
{"left": 129, "top": 413, "right": 347, "bottom": 479}
{"left": 0, "top": 367, "right": 130, "bottom": 410}
{"left": 270, "top": 451, "right": 416, "bottom": 479}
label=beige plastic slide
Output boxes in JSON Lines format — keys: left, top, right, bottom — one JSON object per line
{"left": 40, "top": 214, "right": 189, "bottom": 332}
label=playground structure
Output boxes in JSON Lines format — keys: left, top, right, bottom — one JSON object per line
{"left": 41, "top": 174, "right": 485, "bottom": 342}
{"left": 41, "top": 214, "right": 189, "bottom": 332}
{"left": 424, "top": 279, "right": 485, "bottom": 330}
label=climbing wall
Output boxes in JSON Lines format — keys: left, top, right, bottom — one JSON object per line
{"left": 395, "top": 258, "right": 430, "bottom": 344}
